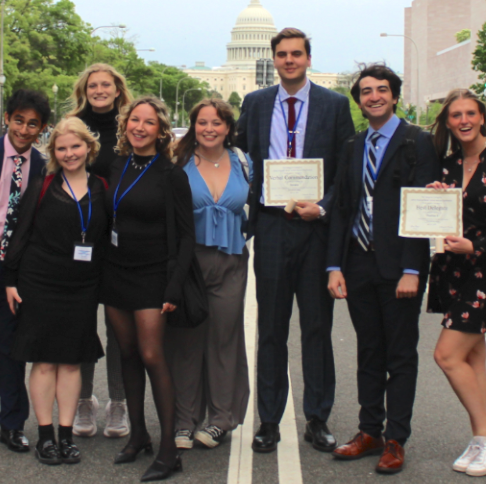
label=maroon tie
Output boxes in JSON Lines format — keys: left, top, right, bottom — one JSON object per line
{"left": 287, "top": 97, "right": 297, "bottom": 158}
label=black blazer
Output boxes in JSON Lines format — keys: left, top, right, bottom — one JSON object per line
{"left": 236, "top": 82, "right": 355, "bottom": 236}
{"left": 327, "top": 119, "right": 440, "bottom": 280}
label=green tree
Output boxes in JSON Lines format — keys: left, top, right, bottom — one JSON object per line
{"left": 471, "top": 22, "right": 486, "bottom": 96}
{"left": 332, "top": 86, "right": 368, "bottom": 132}
{"left": 228, "top": 91, "right": 242, "bottom": 110}
{"left": 456, "top": 29, "right": 471, "bottom": 43}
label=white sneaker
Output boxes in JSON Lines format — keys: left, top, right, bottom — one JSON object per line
{"left": 194, "top": 425, "right": 227, "bottom": 448}
{"left": 104, "top": 399, "right": 130, "bottom": 438}
{"left": 175, "top": 429, "right": 194, "bottom": 449}
{"left": 453, "top": 439, "right": 481, "bottom": 472}
{"left": 73, "top": 395, "right": 99, "bottom": 437}
{"left": 466, "top": 442, "right": 486, "bottom": 476}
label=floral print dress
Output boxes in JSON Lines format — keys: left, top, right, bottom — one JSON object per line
{"left": 427, "top": 149, "right": 486, "bottom": 334}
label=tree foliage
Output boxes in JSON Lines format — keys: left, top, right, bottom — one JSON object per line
{"left": 456, "top": 29, "right": 471, "bottom": 44}
{"left": 228, "top": 91, "right": 242, "bottom": 110}
{"left": 471, "top": 22, "right": 486, "bottom": 96}
{"left": 332, "top": 86, "right": 368, "bottom": 132}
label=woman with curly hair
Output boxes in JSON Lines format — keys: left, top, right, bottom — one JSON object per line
{"left": 4, "top": 117, "right": 108, "bottom": 465}
{"left": 101, "top": 96, "right": 194, "bottom": 481}
{"left": 427, "top": 89, "right": 486, "bottom": 476}
{"left": 68, "top": 63, "right": 133, "bottom": 440}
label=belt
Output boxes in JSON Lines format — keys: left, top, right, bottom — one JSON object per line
{"left": 351, "top": 238, "right": 375, "bottom": 251}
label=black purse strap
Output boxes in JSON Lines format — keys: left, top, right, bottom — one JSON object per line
{"left": 163, "top": 167, "right": 177, "bottom": 262}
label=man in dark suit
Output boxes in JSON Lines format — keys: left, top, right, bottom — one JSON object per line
{"left": 236, "top": 27, "right": 354, "bottom": 453}
{"left": 327, "top": 64, "right": 439, "bottom": 473}
{"left": 0, "top": 89, "right": 49, "bottom": 453}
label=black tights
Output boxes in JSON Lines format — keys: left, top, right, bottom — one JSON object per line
{"left": 106, "top": 306, "right": 176, "bottom": 464}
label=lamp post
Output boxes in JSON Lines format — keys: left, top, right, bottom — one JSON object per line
{"left": 137, "top": 48, "right": 155, "bottom": 52}
{"left": 380, "top": 33, "right": 421, "bottom": 121}
{"left": 159, "top": 65, "right": 185, "bottom": 102}
{"left": 52, "top": 84, "right": 59, "bottom": 125}
{"left": 175, "top": 77, "right": 199, "bottom": 128}
{"left": 182, "top": 88, "right": 202, "bottom": 127}
{"left": 0, "top": 0, "right": 5, "bottom": 135}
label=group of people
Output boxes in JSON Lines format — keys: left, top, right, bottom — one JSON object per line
{"left": 0, "top": 24, "right": 485, "bottom": 481}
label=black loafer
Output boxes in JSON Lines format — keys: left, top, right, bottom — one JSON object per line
{"left": 59, "top": 438, "right": 81, "bottom": 463}
{"left": 35, "top": 439, "right": 62, "bottom": 465}
{"left": 0, "top": 429, "right": 30, "bottom": 453}
{"left": 252, "top": 423, "right": 280, "bottom": 453}
{"left": 304, "top": 418, "right": 337, "bottom": 452}
{"left": 141, "top": 454, "right": 182, "bottom": 482}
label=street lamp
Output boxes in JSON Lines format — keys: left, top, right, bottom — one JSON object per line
{"left": 52, "top": 84, "right": 59, "bottom": 125}
{"left": 182, "top": 88, "right": 202, "bottom": 127}
{"left": 137, "top": 48, "right": 155, "bottom": 52}
{"left": 0, "top": 0, "right": 5, "bottom": 135}
{"left": 175, "top": 77, "right": 199, "bottom": 128}
{"left": 159, "top": 65, "right": 186, "bottom": 102}
{"left": 380, "top": 33, "right": 421, "bottom": 121}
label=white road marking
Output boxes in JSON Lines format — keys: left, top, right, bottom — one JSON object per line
{"left": 228, "top": 241, "right": 257, "bottom": 484}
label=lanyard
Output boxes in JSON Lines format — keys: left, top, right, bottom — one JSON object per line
{"left": 62, "top": 172, "right": 92, "bottom": 244}
{"left": 113, "top": 153, "right": 159, "bottom": 223}
{"left": 279, "top": 95, "right": 305, "bottom": 158}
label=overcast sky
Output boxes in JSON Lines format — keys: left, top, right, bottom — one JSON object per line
{"left": 72, "top": 0, "right": 413, "bottom": 74}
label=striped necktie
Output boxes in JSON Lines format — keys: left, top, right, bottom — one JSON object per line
{"left": 357, "top": 132, "right": 381, "bottom": 251}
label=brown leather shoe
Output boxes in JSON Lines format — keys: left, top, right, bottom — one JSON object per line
{"left": 376, "top": 440, "right": 405, "bottom": 474}
{"left": 332, "top": 431, "right": 384, "bottom": 460}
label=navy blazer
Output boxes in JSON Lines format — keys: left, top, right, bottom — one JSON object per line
{"left": 327, "top": 119, "right": 440, "bottom": 280}
{"left": 236, "top": 82, "right": 355, "bottom": 235}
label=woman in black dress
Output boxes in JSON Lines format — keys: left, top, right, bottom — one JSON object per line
{"left": 68, "top": 63, "right": 133, "bottom": 439}
{"left": 428, "top": 89, "right": 486, "bottom": 476}
{"left": 101, "top": 96, "right": 194, "bottom": 482}
{"left": 4, "top": 117, "right": 107, "bottom": 465}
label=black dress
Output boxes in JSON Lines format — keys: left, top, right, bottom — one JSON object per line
{"left": 100, "top": 154, "right": 195, "bottom": 311}
{"left": 4, "top": 173, "right": 108, "bottom": 363}
{"left": 427, "top": 149, "right": 486, "bottom": 334}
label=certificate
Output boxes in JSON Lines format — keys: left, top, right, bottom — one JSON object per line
{"left": 263, "top": 158, "right": 324, "bottom": 206}
{"left": 399, "top": 187, "right": 463, "bottom": 238}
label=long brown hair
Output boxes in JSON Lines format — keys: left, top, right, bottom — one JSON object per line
{"left": 115, "top": 96, "right": 173, "bottom": 159}
{"left": 430, "top": 88, "right": 486, "bottom": 159}
{"left": 175, "top": 98, "right": 236, "bottom": 167}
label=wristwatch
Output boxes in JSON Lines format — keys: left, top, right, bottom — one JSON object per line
{"left": 318, "top": 206, "right": 326, "bottom": 219}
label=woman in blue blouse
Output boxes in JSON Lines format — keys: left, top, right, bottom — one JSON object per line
{"left": 170, "top": 99, "right": 251, "bottom": 449}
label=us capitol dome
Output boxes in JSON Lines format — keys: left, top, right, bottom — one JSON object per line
{"left": 184, "top": 0, "right": 346, "bottom": 103}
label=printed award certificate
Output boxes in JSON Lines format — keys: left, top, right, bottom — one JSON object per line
{"left": 263, "top": 158, "right": 324, "bottom": 206}
{"left": 399, "top": 187, "right": 462, "bottom": 238}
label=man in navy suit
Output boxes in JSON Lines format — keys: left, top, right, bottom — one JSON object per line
{"left": 0, "top": 89, "right": 49, "bottom": 453}
{"left": 236, "top": 27, "right": 354, "bottom": 453}
{"left": 327, "top": 64, "right": 439, "bottom": 473}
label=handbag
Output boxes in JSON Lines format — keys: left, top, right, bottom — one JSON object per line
{"left": 164, "top": 167, "right": 209, "bottom": 328}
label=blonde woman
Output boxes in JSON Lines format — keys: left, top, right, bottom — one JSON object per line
{"left": 68, "top": 63, "right": 133, "bottom": 438}
{"left": 100, "top": 96, "right": 194, "bottom": 481}
{"left": 4, "top": 117, "right": 108, "bottom": 465}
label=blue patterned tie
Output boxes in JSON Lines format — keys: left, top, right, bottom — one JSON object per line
{"left": 357, "top": 132, "right": 381, "bottom": 251}
{"left": 0, "top": 155, "right": 25, "bottom": 260}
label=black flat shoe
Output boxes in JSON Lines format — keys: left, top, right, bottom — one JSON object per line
{"left": 59, "top": 438, "right": 81, "bottom": 463}
{"left": 252, "top": 423, "right": 280, "bottom": 453}
{"left": 0, "top": 429, "right": 30, "bottom": 453}
{"left": 114, "top": 437, "right": 153, "bottom": 464}
{"left": 35, "top": 439, "right": 62, "bottom": 465}
{"left": 140, "top": 455, "right": 182, "bottom": 482}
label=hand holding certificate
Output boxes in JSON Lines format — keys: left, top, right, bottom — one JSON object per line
{"left": 264, "top": 158, "right": 324, "bottom": 206}
{"left": 399, "top": 187, "right": 463, "bottom": 239}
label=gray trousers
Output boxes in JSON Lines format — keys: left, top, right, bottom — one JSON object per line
{"left": 167, "top": 244, "right": 250, "bottom": 432}
{"left": 80, "top": 306, "right": 125, "bottom": 401}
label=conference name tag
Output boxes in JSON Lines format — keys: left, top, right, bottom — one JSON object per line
{"left": 111, "top": 229, "right": 118, "bottom": 247}
{"left": 73, "top": 242, "right": 94, "bottom": 262}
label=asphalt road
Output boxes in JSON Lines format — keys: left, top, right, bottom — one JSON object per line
{"left": 0, "top": 263, "right": 476, "bottom": 483}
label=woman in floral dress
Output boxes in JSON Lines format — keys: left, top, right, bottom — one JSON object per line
{"left": 427, "top": 89, "right": 486, "bottom": 477}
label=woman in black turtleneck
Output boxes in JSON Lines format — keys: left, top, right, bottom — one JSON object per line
{"left": 67, "top": 64, "right": 133, "bottom": 440}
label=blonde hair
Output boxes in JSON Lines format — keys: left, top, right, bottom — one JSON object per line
{"left": 116, "top": 96, "right": 173, "bottom": 159}
{"left": 46, "top": 118, "right": 100, "bottom": 174}
{"left": 67, "top": 63, "right": 133, "bottom": 118}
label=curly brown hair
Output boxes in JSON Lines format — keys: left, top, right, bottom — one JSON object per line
{"left": 175, "top": 98, "right": 236, "bottom": 167}
{"left": 46, "top": 117, "right": 100, "bottom": 174}
{"left": 115, "top": 96, "right": 173, "bottom": 159}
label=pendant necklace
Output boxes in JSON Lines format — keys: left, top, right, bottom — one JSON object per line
{"left": 131, "top": 155, "right": 155, "bottom": 171}
{"left": 197, "top": 150, "right": 226, "bottom": 168}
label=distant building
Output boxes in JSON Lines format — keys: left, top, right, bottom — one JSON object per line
{"left": 404, "top": 0, "right": 486, "bottom": 109}
{"left": 184, "top": 0, "right": 350, "bottom": 102}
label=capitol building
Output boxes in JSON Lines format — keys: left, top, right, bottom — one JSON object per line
{"left": 184, "top": 0, "right": 350, "bottom": 101}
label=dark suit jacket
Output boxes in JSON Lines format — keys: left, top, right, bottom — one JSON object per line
{"left": 327, "top": 119, "right": 440, "bottom": 280}
{"left": 236, "top": 82, "right": 355, "bottom": 236}
{"left": 0, "top": 135, "right": 45, "bottom": 354}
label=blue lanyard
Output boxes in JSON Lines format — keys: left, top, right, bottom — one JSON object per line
{"left": 279, "top": 96, "right": 305, "bottom": 158}
{"left": 113, "top": 153, "right": 159, "bottom": 222}
{"left": 62, "top": 172, "right": 92, "bottom": 243}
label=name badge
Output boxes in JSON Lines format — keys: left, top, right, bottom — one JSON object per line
{"left": 367, "top": 196, "right": 373, "bottom": 216}
{"left": 111, "top": 229, "right": 118, "bottom": 247}
{"left": 74, "top": 242, "right": 93, "bottom": 262}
